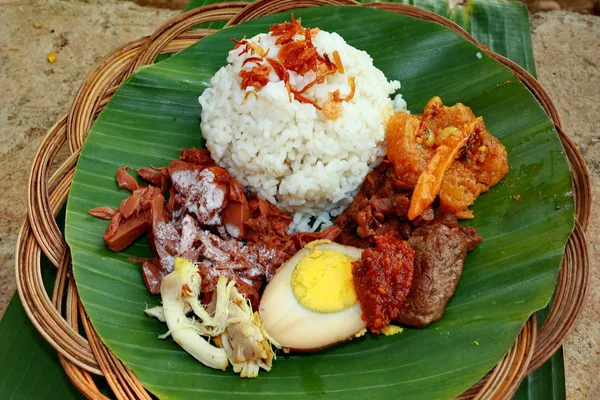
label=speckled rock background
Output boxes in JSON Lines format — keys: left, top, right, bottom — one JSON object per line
{"left": 0, "top": 0, "right": 597, "bottom": 398}
{"left": 530, "top": 12, "right": 600, "bottom": 399}
{"left": 0, "top": 0, "right": 176, "bottom": 316}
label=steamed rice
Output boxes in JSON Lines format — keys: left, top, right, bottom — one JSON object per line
{"left": 199, "top": 28, "right": 406, "bottom": 232}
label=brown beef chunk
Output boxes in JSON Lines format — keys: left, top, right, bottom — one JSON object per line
{"left": 396, "top": 219, "right": 481, "bottom": 327}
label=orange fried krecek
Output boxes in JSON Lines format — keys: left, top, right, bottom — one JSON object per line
{"left": 386, "top": 97, "right": 508, "bottom": 219}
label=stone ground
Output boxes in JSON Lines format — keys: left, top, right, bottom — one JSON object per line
{"left": 0, "top": 0, "right": 598, "bottom": 398}
{"left": 128, "top": 0, "right": 600, "bottom": 14}
{"left": 521, "top": 0, "right": 599, "bottom": 14}
{"left": 530, "top": 12, "right": 600, "bottom": 399}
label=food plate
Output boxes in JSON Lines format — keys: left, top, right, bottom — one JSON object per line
{"left": 64, "top": 6, "right": 574, "bottom": 399}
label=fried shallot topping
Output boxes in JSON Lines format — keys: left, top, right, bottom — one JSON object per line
{"left": 239, "top": 65, "right": 271, "bottom": 90}
{"left": 232, "top": 16, "right": 354, "bottom": 119}
{"left": 322, "top": 76, "right": 356, "bottom": 120}
{"left": 269, "top": 14, "right": 303, "bottom": 45}
{"left": 278, "top": 40, "right": 319, "bottom": 74}
{"left": 332, "top": 50, "right": 344, "bottom": 74}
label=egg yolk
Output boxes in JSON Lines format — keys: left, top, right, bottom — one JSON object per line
{"left": 290, "top": 247, "right": 357, "bottom": 313}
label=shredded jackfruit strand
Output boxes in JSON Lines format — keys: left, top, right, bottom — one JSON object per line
{"left": 144, "top": 305, "right": 165, "bottom": 322}
{"left": 146, "top": 258, "right": 279, "bottom": 378}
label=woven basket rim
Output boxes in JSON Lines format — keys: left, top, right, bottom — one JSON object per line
{"left": 14, "top": 1, "right": 592, "bottom": 399}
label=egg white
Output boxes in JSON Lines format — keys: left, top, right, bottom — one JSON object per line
{"left": 259, "top": 241, "right": 366, "bottom": 351}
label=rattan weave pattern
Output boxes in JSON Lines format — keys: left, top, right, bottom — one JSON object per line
{"left": 14, "top": 1, "right": 591, "bottom": 399}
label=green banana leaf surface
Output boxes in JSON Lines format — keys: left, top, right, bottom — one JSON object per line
{"left": 64, "top": 5, "right": 574, "bottom": 399}
{"left": 0, "top": 261, "right": 86, "bottom": 400}
{"left": 184, "top": 0, "right": 536, "bottom": 75}
{"left": 513, "top": 303, "right": 567, "bottom": 400}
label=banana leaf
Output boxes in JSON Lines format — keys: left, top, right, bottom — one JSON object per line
{"left": 181, "top": 3, "right": 563, "bottom": 398}
{"left": 362, "top": 0, "right": 536, "bottom": 76}
{"left": 513, "top": 303, "right": 567, "bottom": 400}
{"left": 0, "top": 208, "right": 113, "bottom": 400}
{"left": 183, "top": 0, "right": 243, "bottom": 28}
{"left": 64, "top": 5, "right": 574, "bottom": 400}
{"left": 0, "top": 253, "right": 86, "bottom": 400}
{"left": 183, "top": 0, "right": 536, "bottom": 75}
{"left": 513, "top": 350, "right": 566, "bottom": 400}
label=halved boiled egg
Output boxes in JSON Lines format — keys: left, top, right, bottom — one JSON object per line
{"left": 259, "top": 240, "right": 366, "bottom": 351}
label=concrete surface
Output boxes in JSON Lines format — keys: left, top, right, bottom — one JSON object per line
{"left": 522, "top": 0, "right": 599, "bottom": 14}
{"left": 0, "top": 1, "right": 597, "bottom": 398}
{"left": 530, "top": 11, "right": 600, "bottom": 399}
{"left": 0, "top": 0, "right": 177, "bottom": 318}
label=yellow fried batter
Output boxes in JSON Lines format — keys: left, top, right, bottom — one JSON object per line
{"left": 386, "top": 97, "right": 508, "bottom": 219}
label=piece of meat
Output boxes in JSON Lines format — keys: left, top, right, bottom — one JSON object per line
{"left": 335, "top": 161, "right": 414, "bottom": 248}
{"left": 396, "top": 219, "right": 481, "bottom": 327}
{"left": 180, "top": 148, "right": 215, "bottom": 167}
{"left": 436, "top": 213, "right": 482, "bottom": 251}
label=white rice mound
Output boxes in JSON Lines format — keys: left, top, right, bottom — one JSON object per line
{"left": 199, "top": 29, "right": 407, "bottom": 232}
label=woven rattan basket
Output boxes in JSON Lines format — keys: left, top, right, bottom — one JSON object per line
{"left": 15, "top": 1, "right": 591, "bottom": 399}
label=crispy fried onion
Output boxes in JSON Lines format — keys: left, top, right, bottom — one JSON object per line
{"left": 269, "top": 14, "right": 303, "bottom": 45}
{"left": 278, "top": 40, "right": 319, "bottom": 74}
{"left": 322, "top": 76, "right": 356, "bottom": 120}
{"left": 239, "top": 65, "right": 271, "bottom": 91}
{"left": 232, "top": 36, "right": 247, "bottom": 49}
{"left": 234, "top": 38, "right": 271, "bottom": 96}
{"left": 233, "top": 16, "right": 352, "bottom": 117}
{"left": 242, "top": 57, "right": 263, "bottom": 67}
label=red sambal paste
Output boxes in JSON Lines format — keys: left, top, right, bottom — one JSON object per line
{"left": 352, "top": 232, "right": 415, "bottom": 332}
